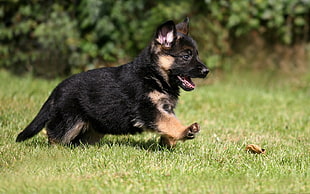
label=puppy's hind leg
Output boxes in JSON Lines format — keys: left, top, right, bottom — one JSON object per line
{"left": 63, "top": 120, "right": 105, "bottom": 145}
{"left": 75, "top": 125, "right": 105, "bottom": 145}
{"left": 46, "top": 116, "right": 88, "bottom": 145}
{"left": 61, "top": 120, "right": 89, "bottom": 145}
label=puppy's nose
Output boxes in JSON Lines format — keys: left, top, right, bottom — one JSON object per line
{"left": 201, "top": 67, "right": 209, "bottom": 77}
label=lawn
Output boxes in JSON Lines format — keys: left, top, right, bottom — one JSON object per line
{"left": 0, "top": 69, "right": 309, "bottom": 193}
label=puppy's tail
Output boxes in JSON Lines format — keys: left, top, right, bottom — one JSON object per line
{"left": 16, "top": 97, "right": 53, "bottom": 142}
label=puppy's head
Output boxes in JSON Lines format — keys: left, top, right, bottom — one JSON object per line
{"left": 152, "top": 17, "right": 209, "bottom": 91}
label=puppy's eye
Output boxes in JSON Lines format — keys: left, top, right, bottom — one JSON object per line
{"left": 182, "top": 50, "right": 192, "bottom": 60}
{"left": 182, "top": 55, "right": 190, "bottom": 60}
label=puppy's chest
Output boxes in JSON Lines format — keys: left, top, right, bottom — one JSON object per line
{"left": 148, "top": 91, "right": 177, "bottom": 114}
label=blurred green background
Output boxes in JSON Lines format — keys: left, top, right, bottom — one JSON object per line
{"left": 1, "top": 0, "right": 309, "bottom": 78}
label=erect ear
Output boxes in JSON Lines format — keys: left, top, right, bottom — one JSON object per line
{"left": 155, "top": 20, "right": 176, "bottom": 48}
{"left": 176, "top": 17, "right": 189, "bottom": 35}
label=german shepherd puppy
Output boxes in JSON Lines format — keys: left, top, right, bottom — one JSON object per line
{"left": 16, "top": 18, "right": 209, "bottom": 148}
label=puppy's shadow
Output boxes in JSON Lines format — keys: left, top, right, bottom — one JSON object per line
{"left": 96, "top": 136, "right": 173, "bottom": 152}
{"left": 20, "top": 135, "right": 174, "bottom": 152}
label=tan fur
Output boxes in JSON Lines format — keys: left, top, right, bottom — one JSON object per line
{"left": 151, "top": 43, "right": 161, "bottom": 54}
{"left": 148, "top": 91, "right": 188, "bottom": 147}
{"left": 148, "top": 91, "right": 176, "bottom": 113}
{"left": 148, "top": 90, "right": 167, "bottom": 105}
{"left": 157, "top": 55, "right": 174, "bottom": 82}
{"left": 158, "top": 55, "right": 174, "bottom": 71}
{"left": 62, "top": 121, "right": 88, "bottom": 144}
{"left": 132, "top": 119, "right": 145, "bottom": 128}
{"left": 48, "top": 121, "right": 104, "bottom": 145}
{"left": 157, "top": 113, "right": 187, "bottom": 139}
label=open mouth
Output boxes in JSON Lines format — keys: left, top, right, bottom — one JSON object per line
{"left": 177, "top": 75, "right": 195, "bottom": 91}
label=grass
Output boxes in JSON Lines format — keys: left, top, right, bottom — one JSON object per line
{"left": 0, "top": 69, "right": 309, "bottom": 193}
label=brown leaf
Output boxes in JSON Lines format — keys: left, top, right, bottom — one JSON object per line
{"left": 245, "top": 144, "right": 266, "bottom": 154}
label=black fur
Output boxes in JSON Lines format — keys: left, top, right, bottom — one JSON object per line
{"left": 16, "top": 18, "right": 209, "bottom": 147}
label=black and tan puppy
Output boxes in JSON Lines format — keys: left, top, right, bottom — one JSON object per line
{"left": 16, "top": 18, "right": 209, "bottom": 148}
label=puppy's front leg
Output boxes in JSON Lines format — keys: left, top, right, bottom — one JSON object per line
{"left": 156, "top": 113, "right": 200, "bottom": 148}
{"left": 148, "top": 91, "right": 200, "bottom": 148}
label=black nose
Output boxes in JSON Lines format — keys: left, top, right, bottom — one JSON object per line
{"left": 201, "top": 67, "right": 209, "bottom": 77}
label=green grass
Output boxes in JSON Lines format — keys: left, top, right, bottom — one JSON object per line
{"left": 0, "top": 69, "right": 309, "bottom": 193}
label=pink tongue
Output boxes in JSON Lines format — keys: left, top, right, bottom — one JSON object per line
{"left": 183, "top": 76, "right": 195, "bottom": 88}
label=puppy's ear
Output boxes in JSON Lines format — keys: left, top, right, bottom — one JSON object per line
{"left": 155, "top": 20, "right": 176, "bottom": 48}
{"left": 176, "top": 17, "right": 189, "bottom": 35}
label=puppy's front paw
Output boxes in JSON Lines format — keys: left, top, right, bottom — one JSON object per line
{"left": 185, "top": 122, "right": 200, "bottom": 140}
